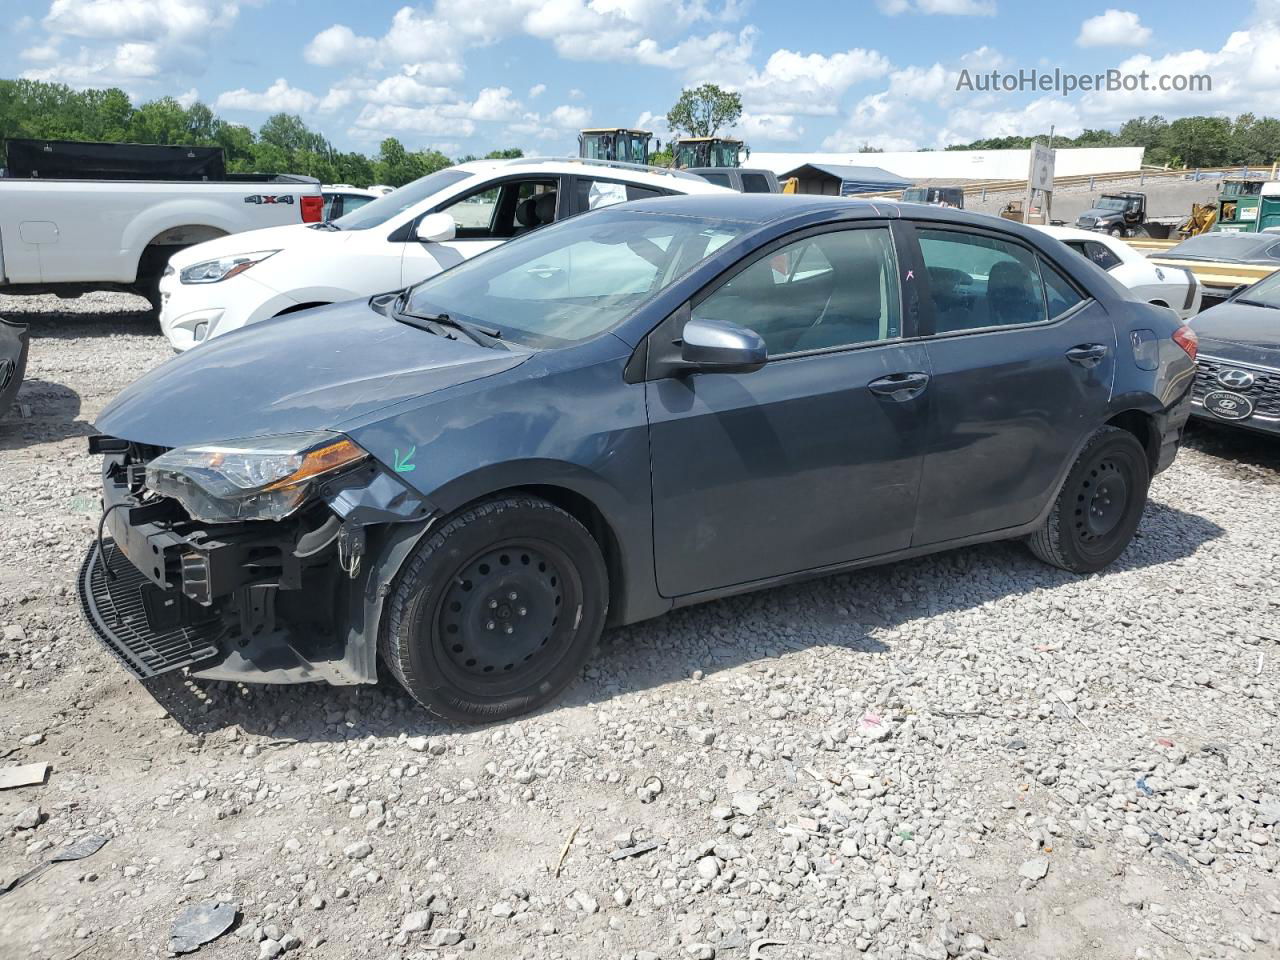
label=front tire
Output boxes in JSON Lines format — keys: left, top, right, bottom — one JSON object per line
{"left": 381, "top": 496, "right": 608, "bottom": 723}
{"left": 1027, "top": 427, "right": 1150, "bottom": 573}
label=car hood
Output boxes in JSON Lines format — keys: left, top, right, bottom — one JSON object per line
{"left": 167, "top": 223, "right": 347, "bottom": 270}
{"left": 1190, "top": 301, "right": 1280, "bottom": 351}
{"left": 1077, "top": 208, "right": 1120, "bottom": 221}
{"left": 95, "top": 300, "right": 529, "bottom": 448}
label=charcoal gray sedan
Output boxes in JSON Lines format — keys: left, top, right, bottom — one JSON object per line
{"left": 80, "top": 195, "right": 1197, "bottom": 722}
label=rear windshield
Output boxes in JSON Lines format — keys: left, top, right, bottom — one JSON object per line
{"left": 333, "top": 168, "right": 472, "bottom": 229}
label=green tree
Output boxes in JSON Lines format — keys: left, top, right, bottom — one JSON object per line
{"left": 127, "top": 97, "right": 192, "bottom": 144}
{"left": 1232, "top": 113, "right": 1280, "bottom": 166}
{"left": 1165, "top": 116, "right": 1232, "bottom": 167}
{"left": 666, "top": 83, "right": 742, "bottom": 138}
{"left": 484, "top": 147, "right": 524, "bottom": 159}
{"left": 258, "top": 113, "right": 328, "bottom": 155}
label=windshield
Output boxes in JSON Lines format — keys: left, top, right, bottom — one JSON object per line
{"left": 404, "top": 209, "right": 752, "bottom": 348}
{"left": 1095, "top": 197, "right": 1127, "bottom": 211}
{"left": 333, "top": 168, "right": 472, "bottom": 229}
{"left": 1236, "top": 270, "right": 1280, "bottom": 309}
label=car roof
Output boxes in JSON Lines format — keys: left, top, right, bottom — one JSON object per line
{"left": 451, "top": 156, "right": 729, "bottom": 193}
{"left": 613, "top": 193, "right": 1052, "bottom": 236}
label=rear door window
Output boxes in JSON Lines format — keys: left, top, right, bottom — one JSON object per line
{"left": 1039, "top": 260, "right": 1085, "bottom": 318}
{"left": 1083, "top": 241, "right": 1123, "bottom": 271}
{"left": 740, "top": 173, "right": 772, "bottom": 193}
{"left": 574, "top": 179, "right": 664, "bottom": 214}
{"left": 917, "top": 228, "right": 1048, "bottom": 333}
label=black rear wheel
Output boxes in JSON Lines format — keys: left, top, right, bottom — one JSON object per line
{"left": 381, "top": 496, "right": 608, "bottom": 723}
{"left": 1028, "top": 426, "right": 1150, "bottom": 573}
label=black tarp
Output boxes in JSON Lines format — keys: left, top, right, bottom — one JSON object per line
{"left": 4, "top": 139, "right": 226, "bottom": 181}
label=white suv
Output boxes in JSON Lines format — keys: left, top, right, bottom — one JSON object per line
{"left": 159, "top": 158, "right": 730, "bottom": 351}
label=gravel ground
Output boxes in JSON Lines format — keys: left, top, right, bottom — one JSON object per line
{"left": 1, "top": 292, "right": 1278, "bottom": 960}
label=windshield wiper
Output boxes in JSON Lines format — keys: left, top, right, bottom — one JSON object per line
{"left": 418, "top": 312, "right": 506, "bottom": 348}
{"left": 311, "top": 221, "right": 341, "bottom": 231}
{"left": 1235, "top": 298, "right": 1280, "bottom": 310}
{"left": 391, "top": 294, "right": 506, "bottom": 349}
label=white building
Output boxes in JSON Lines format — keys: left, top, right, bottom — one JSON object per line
{"left": 751, "top": 147, "right": 1146, "bottom": 182}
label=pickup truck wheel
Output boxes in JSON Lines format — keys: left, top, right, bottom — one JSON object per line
{"left": 381, "top": 496, "right": 608, "bottom": 723}
{"left": 1027, "top": 427, "right": 1149, "bottom": 573}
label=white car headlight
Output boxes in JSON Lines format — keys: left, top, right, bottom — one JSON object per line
{"left": 145, "top": 431, "right": 368, "bottom": 522}
{"left": 179, "top": 250, "right": 279, "bottom": 284}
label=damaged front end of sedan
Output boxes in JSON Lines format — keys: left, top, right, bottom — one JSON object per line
{"left": 78, "top": 430, "right": 434, "bottom": 685}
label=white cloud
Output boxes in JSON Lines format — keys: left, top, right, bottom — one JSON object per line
{"left": 364, "top": 74, "right": 458, "bottom": 106}
{"left": 877, "top": 0, "right": 995, "bottom": 14}
{"left": 29, "top": 0, "right": 246, "bottom": 87}
{"left": 1077, "top": 9, "right": 1152, "bottom": 47}
{"left": 175, "top": 87, "right": 199, "bottom": 108}
{"left": 20, "top": 42, "right": 61, "bottom": 63}
{"left": 43, "top": 0, "right": 242, "bottom": 43}
{"left": 528, "top": 83, "right": 546, "bottom": 98}
{"left": 318, "top": 88, "right": 355, "bottom": 113}
{"left": 548, "top": 103, "right": 592, "bottom": 128}
{"left": 304, "top": 24, "right": 377, "bottom": 66}
{"left": 820, "top": 46, "right": 1014, "bottom": 150}
{"left": 215, "top": 78, "right": 319, "bottom": 113}
{"left": 301, "top": 9, "right": 465, "bottom": 82}
{"left": 351, "top": 103, "right": 476, "bottom": 139}
{"left": 1079, "top": 18, "right": 1280, "bottom": 122}
{"left": 736, "top": 47, "right": 891, "bottom": 116}
{"left": 737, "top": 112, "right": 803, "bottom": 142}
{"left": 22, "top": 40, "right": 162, "bottom": 87}
{"left": 462, "top": 86, "right": 523, "bottom": 121}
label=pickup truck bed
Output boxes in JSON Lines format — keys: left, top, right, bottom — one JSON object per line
{"left": 0, "top": 160, "right": 320, "bottom": 309}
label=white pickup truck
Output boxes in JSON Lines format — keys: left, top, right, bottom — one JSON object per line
{"left": 0, "top": 139, "right": 322, "bottom": 312}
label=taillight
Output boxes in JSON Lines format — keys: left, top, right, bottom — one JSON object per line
{"left": 1173, "top": 325, "right": 1198, "bottom": 360}
{"left": 300, "top": 195, "right": 323, "bottom": 223}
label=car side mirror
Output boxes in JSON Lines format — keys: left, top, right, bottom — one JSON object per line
{"left": 415, "top": 213, "right": 456, "bottom": 243}
{"left": 680, "top": 317, "right": 767, "bottom": 373}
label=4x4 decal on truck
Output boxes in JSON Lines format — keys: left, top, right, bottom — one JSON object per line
{"left": 243, "top": 194, "right": 295, "bottom": 205}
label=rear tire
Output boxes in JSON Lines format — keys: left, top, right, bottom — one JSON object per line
{"left": 380, "top": 496, "right": 608, "bottom": 723}
{"left": 1027, "top": 427, "right": 1150, "bottom": 573}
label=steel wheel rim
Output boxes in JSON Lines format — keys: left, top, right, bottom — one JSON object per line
{"left": 432, "top": 538, "right": 579, "bottom": 696}
{"left": 1074, "top": 458, "right": 1130, "bottom": 545}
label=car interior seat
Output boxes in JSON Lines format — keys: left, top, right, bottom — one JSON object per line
{"left": 987, "top": 260, "right": 1042, "bottom": 328}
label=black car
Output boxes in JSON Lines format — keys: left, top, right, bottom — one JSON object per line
{"left": 79, "top": 195, "right": 1197, "bottom": 723}
{"left": 1189, "top": 269, "right": 1280, "bottom": 434}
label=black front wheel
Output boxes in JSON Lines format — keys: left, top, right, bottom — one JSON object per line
{"left": 1027, "top": 426, "right": 1150, "bottom": 573}
{"left": 381, "top": 496, "right": 608, "bottom": 723}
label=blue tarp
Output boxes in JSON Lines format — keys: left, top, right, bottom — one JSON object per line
{"left": 779, "top": 162, "right": 912, "bottom": 196}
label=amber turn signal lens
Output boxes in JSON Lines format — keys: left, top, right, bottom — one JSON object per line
{"left": 264, "top": 438, "right": 366, "bottom": 490}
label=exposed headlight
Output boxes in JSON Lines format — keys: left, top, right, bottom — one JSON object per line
{"left": 179, "top": 250, "right": 279, "bottom": 284}
{"left": 145, "top": 431, "right": 368, "bottom": 522}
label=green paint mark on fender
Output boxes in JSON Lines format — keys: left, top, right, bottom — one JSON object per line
{"left": 393, "top": 446, "right": 416, "bottom": 473}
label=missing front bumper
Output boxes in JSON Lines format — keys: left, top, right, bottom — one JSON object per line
{"left": 77, "top": 540, "right": 224, "bottom": 679}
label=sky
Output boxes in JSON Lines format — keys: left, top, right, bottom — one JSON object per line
{"left": 4, "top": 0, "right": 1279, "bottom": 157}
